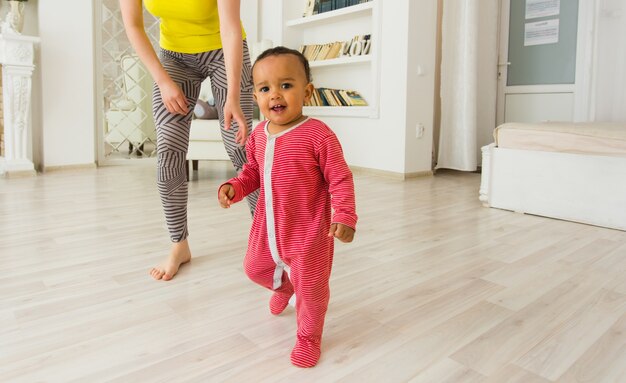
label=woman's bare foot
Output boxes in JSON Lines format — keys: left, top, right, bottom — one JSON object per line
{"left": 150, "top": 239, "right": 191, "bottom": 281}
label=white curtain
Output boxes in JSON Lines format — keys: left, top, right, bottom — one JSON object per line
{"left": 437, "top": 0, "right": 498, "bottom": 171}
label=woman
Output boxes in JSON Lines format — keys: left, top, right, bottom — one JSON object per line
{"left": 119, "top": 0, "right": 258, "bottom": 280}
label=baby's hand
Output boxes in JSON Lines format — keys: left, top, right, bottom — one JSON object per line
{"left": 218, "top": 184, "right": 235, "bottom": 208}
{"left": 328, "top": 223, "right": 355, "bottom": 243}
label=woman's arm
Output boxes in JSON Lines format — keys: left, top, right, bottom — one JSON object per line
{"left": 118, "top": 0, "right": 188, "bottom": 115}
{"left": 217, "top": 0, "right": 248, "bottom": 144}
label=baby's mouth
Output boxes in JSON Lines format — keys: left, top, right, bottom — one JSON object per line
{"left": 271, "top": 104, "right": 286, "bottom": 112}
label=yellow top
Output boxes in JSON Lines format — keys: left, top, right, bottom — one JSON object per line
{"left": 143, "top": 0, "right": 246, "bottom": 54}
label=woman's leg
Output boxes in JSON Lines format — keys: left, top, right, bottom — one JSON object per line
{"left": 150, "top": 49, "right": 203, "bottom": 281}
{"left": 200, "top": 40, "right": 259, "bottom": 215}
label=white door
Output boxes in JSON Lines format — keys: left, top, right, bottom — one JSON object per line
{"left": 496, "top": 0, "right": 592, "bottom": 125}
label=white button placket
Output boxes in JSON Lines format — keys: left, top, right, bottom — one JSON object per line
{"left": 264, "top": 134, "right": 286, "bottom": 290}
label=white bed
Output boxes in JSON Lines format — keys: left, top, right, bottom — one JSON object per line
{"left": 479, "top": 122, "right": 626, "bottom": 231}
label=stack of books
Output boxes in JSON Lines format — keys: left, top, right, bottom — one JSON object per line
{"left": 306, "top": 88, "right": 368, "bottom": 107}
{"left": 299, "top": 34, "right": 371, "bottom": 61}
{"left": 300, "top": 42, "right": 344, "bottom": 61}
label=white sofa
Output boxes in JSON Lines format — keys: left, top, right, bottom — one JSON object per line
{"left": 187, "top": 119, "right": 229, "bottom": 163}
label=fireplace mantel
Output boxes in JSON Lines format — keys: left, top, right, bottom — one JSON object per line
{"left": 0, "top": 31, "right": 39, "bottom": 177}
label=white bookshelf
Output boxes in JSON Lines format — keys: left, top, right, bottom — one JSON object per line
{"left": 281, "top": 0, "right": 380, "bottom": 118}
{"left": 309, "top": 54, "right": 371, "bottom": 68}
{"left": 303, "top": 105, "right": 372, "bottom": 117}
{"left": 285, "top": 2, "right": 374, "bottom": 27}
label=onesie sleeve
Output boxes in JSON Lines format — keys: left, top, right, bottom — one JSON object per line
{"left": 219, "top": 132, "right": 261, "bottom": 203}
{"left": 318, "top": 133, "right": 358, "bottom": 230}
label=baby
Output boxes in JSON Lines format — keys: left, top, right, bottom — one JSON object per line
{"left": 218, "top": 46, "right": 357, "bottom": 367}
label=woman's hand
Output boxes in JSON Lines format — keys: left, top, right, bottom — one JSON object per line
{"left": 119, "top": 0, "right": 183, "bottom": 114}
{"left": 223, "top": 98, "right": 248, "bottom": 145}
{"left": 157, "top": 78, "right": 189, "bottom": 115}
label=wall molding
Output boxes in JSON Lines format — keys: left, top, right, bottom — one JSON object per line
{"left": 350, "top": 165, "right": 433, "bottom": 180}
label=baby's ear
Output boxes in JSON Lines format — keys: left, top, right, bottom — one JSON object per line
{"left": 304, "top": 82, "right": 314, "bottom": 103}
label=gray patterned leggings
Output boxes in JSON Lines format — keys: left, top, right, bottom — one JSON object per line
{"left": 153, "top": 41, "right": 258, "bottom": 242}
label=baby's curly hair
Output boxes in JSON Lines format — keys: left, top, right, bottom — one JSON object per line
{"left": 252, "top": 46, "right": 312, "bottom": 83}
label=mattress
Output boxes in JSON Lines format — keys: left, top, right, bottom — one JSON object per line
{"left": 494, "top": 122, "right": 626, "bottom": 157}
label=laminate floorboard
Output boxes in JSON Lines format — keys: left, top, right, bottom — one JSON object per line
{"left": 1, "top": 163, "right": 624, "bottom": 382}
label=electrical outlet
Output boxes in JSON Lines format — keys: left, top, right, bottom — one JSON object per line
{"left": 416, "top": 123, "right": 425, "bottom": 138}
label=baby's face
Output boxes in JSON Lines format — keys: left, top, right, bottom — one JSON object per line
{"left": 253, "top": 54, "right": 313, "bottom": 128}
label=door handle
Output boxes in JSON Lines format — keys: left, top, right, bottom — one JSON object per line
{"left": 497, "top": 62, "right": 510, "bottom": 79}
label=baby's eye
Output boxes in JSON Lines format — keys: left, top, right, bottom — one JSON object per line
{"left": 258, "top": 86, "right": 269, "bottom": 93}
{"left": 281, "top": 83, "right": 293, "bottom": 89}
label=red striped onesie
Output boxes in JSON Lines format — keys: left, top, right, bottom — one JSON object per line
{"left": 223, "top": 117, "right": 357, "bottom": 367}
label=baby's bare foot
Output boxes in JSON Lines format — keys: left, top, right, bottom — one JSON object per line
{"left": 150, "top": 240, "right": 191, "bottom": 281}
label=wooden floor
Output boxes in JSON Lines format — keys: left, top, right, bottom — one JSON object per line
{"left": 1, "top": 162, "right": 625, "bottom": 382}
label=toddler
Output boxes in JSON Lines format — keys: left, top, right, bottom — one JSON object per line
{"left": 218, "top": 46, "right": 357, "bottom": 367}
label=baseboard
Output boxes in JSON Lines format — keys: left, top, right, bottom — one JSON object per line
{"left": 349, "top": 165, "right": 433, "bottom": 180}
{"left": 43, "top": 163, "right": 97, "bottom": 173}
{"left": 403, "top": 170, "right": 435, "bottom": 179}
{"left": 38, "top": 162, "right": 434, "bottom": 181}
{"left": 2, "top": 169, "right": 37, "bottom": 178}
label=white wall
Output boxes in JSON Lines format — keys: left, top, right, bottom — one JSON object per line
{"left": 241, "top": 0, "right": 259, "bottom": 46}
{"left": 593, "top": 0, "right": 626, "bottom": 122}
{"left": 37, "top": 0, "right": 96, "bottom": 169}
{"left": 405, "top": 0, "right": 438, "bottom": 174}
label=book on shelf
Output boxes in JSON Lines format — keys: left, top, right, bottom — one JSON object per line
{"left": 311, "top": 44, "right": 324, "bottom": 60}
{"left": 324, "top": 89, "right": 340, "bottom": 106}
{"left": 311, "top": 87, "right": 323, "bottom": 106}
{"left": 317, "top": 43, "right": 332, "bottom": 60}
{"left": 303, "top": 0, "right": 372, "bottom": 17}
{"left": 303, "top": 0, "right": 316, "bottom": 17}
{"left": 335, "top": 0, "right": 348, "bottom": 9}
{"left": 319, "top": 0, "right": 333, "bottom": 13}
{"left": 337, "top": 90, "right": 352, "bottom": 106}
{"left": 306, "top": 88, "right": 368, "bottom": 107}
{"left": 344, "top": 90, "right": 368, "bottom": 106}
{"left": 326, "top": 42, "right": 343, "bottom": 60}
{"left": 316, "top": 88, "right": 329, "bottom": 106}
